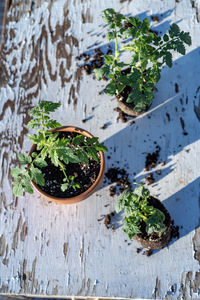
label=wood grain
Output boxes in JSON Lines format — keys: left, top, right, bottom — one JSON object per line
{"left": 0, "top": 0, "right": 200, "bottom": 299}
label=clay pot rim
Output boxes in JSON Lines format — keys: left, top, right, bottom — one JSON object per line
{"left": 28, "top": 126, "right": 105, "bottom": 204}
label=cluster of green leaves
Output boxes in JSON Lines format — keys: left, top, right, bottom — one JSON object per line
{"left": 94, "top": 8, "right": 192, "bottom": 111}
{"left": 115, "top": 183, "right": 166, "bottom": 239}
{"left": 11, "top": 101, "right": 107, "bottom": 196}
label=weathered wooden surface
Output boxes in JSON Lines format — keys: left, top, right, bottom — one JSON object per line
{"left": 0, "top": 0, "right": 200, "bottom": 299}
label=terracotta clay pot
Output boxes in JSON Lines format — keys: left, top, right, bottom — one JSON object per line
{"left": 28, "top": 126, "right": 105, "bottom": 204}
{"left": 134, "top": 197, "right": 172, "bottom": 249}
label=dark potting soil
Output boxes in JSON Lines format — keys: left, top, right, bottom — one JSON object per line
{"left": 37, "top": 132, "right": 100, "bottom": 198}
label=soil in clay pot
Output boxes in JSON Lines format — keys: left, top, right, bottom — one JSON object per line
{"left": 134, "top": 197, "right": 172, "bottom": 249}
{"left": 37, "top": 132, "right": 100, "bottom": 198}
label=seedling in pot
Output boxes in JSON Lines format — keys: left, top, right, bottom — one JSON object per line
{"left": 115, "top": 183, "right": 172, "bottom": 249}
{"left": 11, "top": 101, "right": 107, "bottom": 197}
{"left": 94, "top": 9, "right": 191, "bottom": 114}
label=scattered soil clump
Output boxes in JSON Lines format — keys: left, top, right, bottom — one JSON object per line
{"left": 145, "top": 145, "right": 161, "bottom": 171}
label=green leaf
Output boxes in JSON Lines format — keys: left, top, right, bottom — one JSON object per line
{"left": 72, "top": 134, "right": 85, "bottom": 146}
{"left": 30, "top": 166, "right": 45, "bottom": 186}
{"left": 34, "top": 158, "right": 48, "bottom": 168}
{"left": 116, "top": 83, "right": 126, "bottom": 95}
{"left": 76, "top": 148, "right": 89, "bottom": 165}
{"left": 94, "top": 144, "right": 108, "bottom": 152}
{"left": 12, "top": 182, "right": 23, "bottom": 196}
{"left": 22, "top": 178, "right": 34, "bottom": 194}
{"left": 29, "top": 107, "right": 41, "bottom": 117}
{"left": 39, "top": 101, "right": 61, "bottom": 113}
{"left": 165, "top": 51, "right": 173, "bottom": 68}
{"left": 163, "top": 34, "right": 169, "bottom": 42}
{"left": 180, "top": 31, "right": 191, "bottom": 45}
{"left": 27, "top": 133, "right": 44, "bottom": 144}
{"left": 84, "top": 137, "right": 99, "bottom": 145}
{"left": 46, "top": 119, "right": 62, "bottom": 129}
{"left": 176, "top": 41, "right": 186, "bottom": 55}
{"left": 94, "top": 65, "right": 110, "bottom": 80}
{"left": 61, "top": 183, "right": 69, "bottom": 192}
{"left": 18, "top": 153, "right": 32, "bottom": 164}
{"left": 27, "top": 118, "right": 41, "bottom": 129}
{"left": 104, "top": 81, "right": 117, "bottom": 96}
{"left": 86, "top": 147, "right": 99, "bottom": 161}
{"left": 169, "top": 23, "right": 180, "bottom": 37}
{"left": 141, "top": 17, "right": 150, "bottom": 33}
{"left": 11, "top": 167, "right": 24, "bottom": 178}
{"left": 104, "top": 55, "right": 114, "bottom": 64}
{"left": 31, "top": 152, "right": 37, "bottom": 158}
{"left": 106, "top": 31, "right": 116, "bottom": 41}
{"left": 49, "top": 149, "right": 59, "bottom": 166}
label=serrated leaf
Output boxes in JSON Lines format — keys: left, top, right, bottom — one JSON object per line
{"left": 18, "top": 153, "right": 32, "bottom": 164}
{"left": 94, "top": 65, "right": 110, "bottom": 80}
{"left": 39, "top": 101, "right": 61, "bottom": 113}
{"left": 12, "top": 182, "right": 23, "bottom": 196}
{"left": 76, "top": 148, "right": 89, "bottom": 165}
{"left": 27, "top": 133, "right": 44, "bottom": 144}
{"left": 169, "top": 23, "right": 180, "bottom": 37}
{"left": 29, "top": 107, "right": 41, "bottom": 117}
{"left": 27, "top": 118, "right": 41, "bottom": 129}
{"left": 30, "top": 166, "right": 45, "bottom": 186}
{"left": 176, "top": 42, "right": 185, "bottom": 55}
{"left": 104, "top": 81, "right": 116, "bottom": 96}
{"left": 86, "top": 147, "right": 98, "bottom": 161}
{"left": 49, "top": 149, "right": 59, "bottom": 166}
{"left": 84, "top": 137, "right": 99, "bottom": 145}
{"left": 180, "top": 31, "right": 191, "bottom": 45}
{"left": 46, "top": 119, "right": 62, "bottom": 129}
{"left": 165, "top": 51, "right": 173, "bottom": 68}
{"left": 11, "top": 167, "right": 24, "bottom": 178}
{"left": 22, "top": 178, "right": 34, "bottom": 194}
{"left": 34, "top": 158, "right": 48, "bottom": 168}
{"left": 94, "top": 144, "right": 108, "bottom": 152}
{"left": 72, "top": 134, "right": 85, "bottom": 146}
{"left": 104, "top": 55, "right": 114, "bottom": 64}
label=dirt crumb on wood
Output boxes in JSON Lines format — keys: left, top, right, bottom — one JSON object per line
{"left": 145, "top": 173, "right": 155, "bottom": 185}
{"left": 151, "top": 16, "right": 160, "bottom": 22}
{"left": 166, "top": 113, "right": 170, "bottom": 121}
{"left": 104, "top": 214, "right": 111, "bottom": 229}
{"left": 175, "top": 83, "right": 179, "bottom": 93}
{"left": 114, "top": 107, "right": 128, "bottom": 123}
{"left": 145, "top": 145, "right": 161, "bottom": 171}
{"left": 143, "top": 249, "right": 153, "bottom": 257}
{"left": 105, "top": 167, "right": 130, "bottom": 196}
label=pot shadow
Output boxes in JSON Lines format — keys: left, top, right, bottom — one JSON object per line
{"left": 98, "top": 46, "right": 200, "bottom": 190}
{"left": 151, "top": 177, "right": 200, "bottom": 255}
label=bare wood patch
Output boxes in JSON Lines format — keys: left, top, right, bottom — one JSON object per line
{"left": 20, "top": 221, "right": 28, "bottom": 241}
{"left": 12, "top": 215, "right": 22, "bottom": 251}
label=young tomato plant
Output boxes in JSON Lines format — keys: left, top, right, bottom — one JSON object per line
{"left": 94, "top": 9, "right": 192, "bottom": 112}
{"left": 11, "top": 101, "right": 107, "bottom": 196}
{"left": 115, "top": 183, "right": 166, "bottom": 239}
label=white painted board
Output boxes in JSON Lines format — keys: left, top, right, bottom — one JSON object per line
{"left": 0, "top": 0, "right": 200, "bottom": 299}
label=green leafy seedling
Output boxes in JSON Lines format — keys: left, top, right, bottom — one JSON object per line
{"left": 115, "top": 183, "right": 166, "bottom": 239}
{"left": 11, "top": 101, "right": 107, "bottom": 196}
{"left": 94, "top": 9, "right": 192, "bottom": 112}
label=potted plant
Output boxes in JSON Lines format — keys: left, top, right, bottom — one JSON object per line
{"left": 94, "top": 9, "right": 192, "bottom": 116}
{"left": 115, "top": 183, "right": 172, "bottom": 249}
{"left": 11, "top": 101, "right": 107, "bottom": 204}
